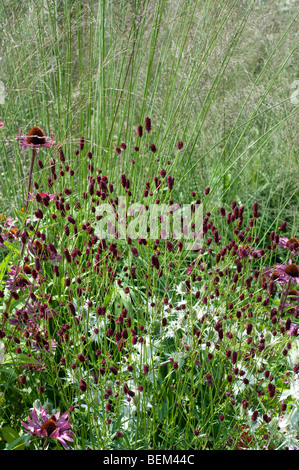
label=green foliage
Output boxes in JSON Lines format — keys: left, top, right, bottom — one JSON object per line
{"left": 0, "top": 0, "right": 298, "bottom": 451}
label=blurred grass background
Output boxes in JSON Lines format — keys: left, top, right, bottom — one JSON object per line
{"left": 0, "top": 0, "right": 298, "bottom": 234}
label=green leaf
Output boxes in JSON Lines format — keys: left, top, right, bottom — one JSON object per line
{"left": 0, "top": 341, "right": 4, "bottom": 364}
{"left": 13, "top": 207, "right": 29, "bottom": 220}
{"left": 1, "top": 240, "right": 20, "bottom": 255}
{"left": 6, "top": 434, "right": 28, "bottom": 450}
{"left": 0, "top": 365, "right": 18, "bottom": 379}
{"left": 1, "top": 426, "right": 20, "bottom": 445}
{"left": 4, "top": 353, "right": 42, "bottom": 366}
{"left": 0, "top": 253, "right": 13, "bottom": 283}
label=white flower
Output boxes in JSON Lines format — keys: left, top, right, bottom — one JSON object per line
{"left": 280, "top": 375, "right": 299, "bottom": 402}
{"left": 261, "top": 328, "right": 282, "bottom": 351}
{"left": 279, "top": 404, "right": 299, "bottom": 433}
{"left": 247, "top": 408, "right": 263, "bottom": 432}
{"left": 88, "top": 316, "right": 106, "bottom": 344}
{"left": 165, "top": 320, "right": 180, "bottom": 338}
{"left": 193, "top": 301, "right": 207, "bottom": 321}
{"left": 288, "top": 338, "right": 299, "bottom": 368}
{"left": 232, "top": 363, "right": 259, "bottom": 395}
{"left": 175, "top": 282, "right": 187, "bottom": 296}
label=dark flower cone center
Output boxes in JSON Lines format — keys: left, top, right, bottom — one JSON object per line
{"left": 271, "top": 271, "right": 279, "bottom": 281}
{"left": 288, "top": 289, "right": 298, "bottom": 297}
{"left": 6, "top": 228, "right": 17, "bottom": 237}
{"left": 33, "top": 240, "right": 42, "bottom": 251}
{"left": 26, "top": 126, "right": 46, "bottom": 145}
{"left": 287, "top": 237, "right": 299, "bottom": 249}
{"left": 22, "top": 264, "right": 32, "bottom": 274}
{"left": 284, "top": 263, "right": 299, "bottom": 278}
{"left": 41, "top": 418, "right": 57, "bottom": 436}
{"left": 33, "top": 240, "right": 49, "bottom": 258}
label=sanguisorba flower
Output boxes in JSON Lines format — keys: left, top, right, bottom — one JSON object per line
{"left": 17, "top": 126, "right": 54, "bottom": 153}
{"left": 21, "top": 406, "right": 75, "bottom": 450}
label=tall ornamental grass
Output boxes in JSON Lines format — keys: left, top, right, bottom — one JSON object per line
{"left": 0, "top": 0, "right": 298, "bottom": 451}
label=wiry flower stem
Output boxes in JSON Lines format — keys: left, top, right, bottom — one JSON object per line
{"left": 42, "top": 438, "right": 48, "bottom": 450}
{"left": 25, "top": 148, "right": 37, "bottom": 212}
{"left": 280, "top": 278, "right": 292, "bottom": 318}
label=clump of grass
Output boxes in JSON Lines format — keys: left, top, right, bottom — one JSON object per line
{"left": 0, "top": 1, "right": 298, "bottom": 235}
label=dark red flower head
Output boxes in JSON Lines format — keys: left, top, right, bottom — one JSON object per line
{"left": 137, "top": 125, "right": 143, "bottom": 137}
{"left": 145, "top": 117, "right": 151, "bottom": 133}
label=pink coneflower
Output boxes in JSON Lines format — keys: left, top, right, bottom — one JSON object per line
{"left": 32, "top": 337, "right": 57, "bottom": 353}
{"left": 4, "top": 226, "right": 19, "bottom": 238}
{"left": 0, "top": 122, "right": 5, "bottom": 127}
{"left": 21, "top": 406, "right": 75, "bottom": 450}
{"left": 17, "top": 126, "right": 55, "bottom": 153}
{"left": 287, "top": 289, "right": 299, "bottom": 302}
{"left": 0, "top": 233, "right": 8, "bottom": 247}
{"left": 22, "top": 359, "right": 46, "bottom": 372}
{"left": 263, "top": 266, "right": 280, "bottom": 283}
{"left": 278, "top": 237, "right": 299, "bottom": 255}
{"left": 271, "top": 259, "right": 299, "bottom": 287}
{"left": 287, "top": 324, "right": 299, "bottom": 336}
{"left": 237, "top": 244, "right": 264, "bottom": 260}
{"left": 28, "top": 240, "right": 62, "bottom": 263}
{"left": 5, "top": 265, "right": 37, "bottom": 291}
{"left": 0, "top": 219, "right": 17, "bottom": 247}
{"left": 9, "top": 302, "right": 39, "bottom": 328}
{"left": 17, "top": 126, "right": 55, "bottom": 217}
